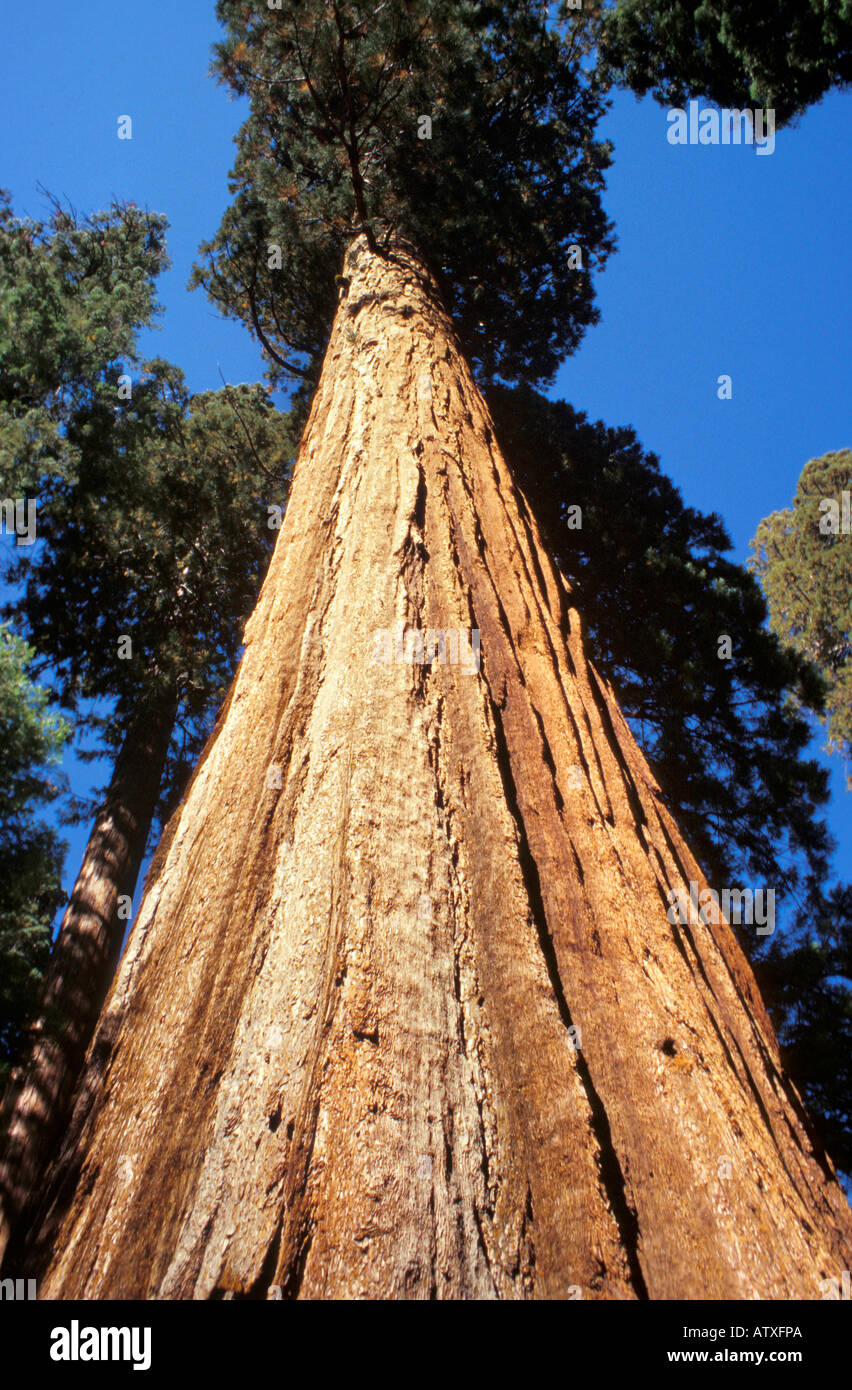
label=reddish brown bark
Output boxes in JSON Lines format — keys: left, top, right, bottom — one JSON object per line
{"left": 24, "top": 236, "right": 852, "bottom": 1299}
{"left": 0, "top": 692, "right": 176, "bottom": 1268}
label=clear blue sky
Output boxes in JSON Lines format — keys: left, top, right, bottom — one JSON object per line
{"left": 1, "top": 1, "right": 849, "bottom": 909}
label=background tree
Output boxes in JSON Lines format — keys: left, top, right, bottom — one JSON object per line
{"left": 10, "top": 362, "right": 299, "bottom": 820}
{"left": 749, "top": 448, "right": 852, "bottom": 791}
{"left": 0, "top": 626, "right": 69, "bottom": 1085}
{"left": 0, "top": 193, "right": 175, "bottom": 1188}
{"left": 600, "top": 0, "right": 852, "bottom": 125}
{"left": 0, "top": 190, "right": 168, "bottom": 498}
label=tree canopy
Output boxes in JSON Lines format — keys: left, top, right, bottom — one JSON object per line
{"left": 750, "top": 449, "right": 852, "bottom": 791}
{"left": 600, "top": 0, "right": 852, "bottom": 126}
{"left": 0, "top": 191, "right": 168, "bottom": 497}
{"left": 193, "top": 0, "right": 614, "bottom": 386}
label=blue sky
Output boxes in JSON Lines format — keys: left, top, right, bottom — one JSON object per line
{"left": 1, "top": 0, "right": 849, "bottom": 908}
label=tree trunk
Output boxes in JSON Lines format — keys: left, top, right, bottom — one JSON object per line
{"left": 0, "top": 690, "right": 176, "bottom": 1268}
{"left": 24, "top": 235, "right": 852, "bottom": 1300}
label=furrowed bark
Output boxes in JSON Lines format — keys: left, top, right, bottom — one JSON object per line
{"left": 0, "top": 691, "right": 176, "bottom": 1268}
{"left": 26, "top": 235, "right": 852, "bottom": 1300}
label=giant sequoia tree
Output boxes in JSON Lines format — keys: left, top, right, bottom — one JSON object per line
{"left": 12, "top": 2, "right": 852, "bottom": 1298}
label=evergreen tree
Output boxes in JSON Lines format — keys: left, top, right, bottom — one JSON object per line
{"left": 600, "top": 0, "right": 852, "bottom": 125}
{"left": 0, "top": 626, "right": 69, "bottom": 1081}
{"left": 750, "top": 449, "right": 852, "bottom": 790}
{"left": 8, "top": 361, "right": 298, "bottom": 801}
{"left": 0, "top": 191, "right": 168, "bottom": 497}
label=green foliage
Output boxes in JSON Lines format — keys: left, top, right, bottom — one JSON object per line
{"left": 761, "top": 883, "right": 852, "bottom": 1175}
{"left": 487, "top": 384, "right": 832, "bottom": 896}
{"left": 6, "top": 361, "right": 300, "bottom": 815}
{"left": 193, "top": 0, "right": 615, "bottom": 386}
{"left": 600, "top": 0, "right": 852, "bottom": 125}
{"left": 750, "top": 450, "right": 852, "bottom": 789}
{"left": 0, "top": 625, "right": 69, "bottom": 1077}
{"left": 0, "top": 191, "right": 169, "bottom": 497}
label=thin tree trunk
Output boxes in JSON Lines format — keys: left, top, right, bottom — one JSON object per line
{"left": 0, "top": 691, "right": 176, "bottom": 1267}
{"left": 24, "top": 235, "right": 852, "bottom": 1299}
